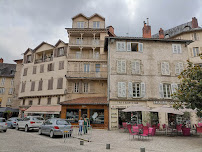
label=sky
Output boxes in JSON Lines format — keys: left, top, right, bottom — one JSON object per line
{"left": 0, "top": 0, "right": 202, "bottom": 63}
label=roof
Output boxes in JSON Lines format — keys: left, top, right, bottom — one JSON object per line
{"left": 61, "top": 97, "right": 108, "bottom": 105}
{"left": 0, "top": 63, "right": 16, "bottom": 77}
{"left": 33, "top": 41, "right": 55, "bottom": 53}
{"left": 72, "top": 13, "right": 88, "bottom": 19}
{"left": 89, "top": 13, "right": 105, "bottom": 20}
{"left": 25, "top": 105, "right": 61, "bottom": 113}
{"left": 169, "top": 27, "right": 202, "bottom": 38}
{"left": 55, "top": 39, "right": 68, "bottom": 47}
{"left": 72, "top": 13, "right": 105, "bottom": 20}
{"left": 24, "top": 48, "right": 33, "bottom": 55}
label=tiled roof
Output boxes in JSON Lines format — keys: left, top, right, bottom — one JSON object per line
{"left": 61, "top": 97, "right": 108, "bottom": 105}
{"left": 0, "top": 63, "right": 16, "bottom": 77}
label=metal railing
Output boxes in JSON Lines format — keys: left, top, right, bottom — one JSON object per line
{"left": 68, "top": 54, "right": 107, "bottom": 60}
{"left": 66, "top": 71, "right": 108, "bottom": 79}
{"left": 69, "top": 40, "right": 104, "bottom": 47}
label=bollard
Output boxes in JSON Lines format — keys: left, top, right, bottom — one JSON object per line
{"left": 140, "top": 148, "right": 145, "bottom": 152}
{"left": 106, "top": 144, "right": 110, "bottom": 149}
{"left": 80, "top": 140, "right": 84, "bottom": 145}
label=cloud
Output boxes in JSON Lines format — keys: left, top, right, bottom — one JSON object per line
{"left": 0, "top": 0, "right": 201, "bottom": 63}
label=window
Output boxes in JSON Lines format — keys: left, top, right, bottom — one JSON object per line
{"left": 29, "top": 100, "right": 33, "bottom": 105}
{"left": 8, "top": 88, "right": 13, "bottom": 94}
{"left": 0, "top": 88, "right": 5, "bottom": 94}
{"left": 116, "top": 42, "right": 126, "bottom": 52}
{"left": 33, "top": 66, "right": 37, "bottom": 74}
{"left": 191, "top": 33, "right": 199, "bottom": 41}
{"left": 47, "top": 97, "right": 51, "bottom": 105}
{"left": 93, "top": 38, "right": 100, "bottom": 45}
{"left": 175, "top": 62, "right": 184, "bottom": 75}
{"left": 94, "top": 52, "right": 100, "bottom": 59}
{"left": 74, "top": 82, "right": 79, "bottom": 93}
{"left": 95, "top": 64, "right": 100, "bottom": 73}
{"left": 83, "top": 83, "right": 88, "bottom": 93}
{"left": 47, "top": 63, "right": 54, "bottom": 71}
{"left": 161, "top": 62, "right": 170, "bottom": 75}
{"left": 131, "top": 60, "right": 140, "bottom": 74}
{"left": 1, "top": 78, "right": 5, "bottom": 86}
{"left": 38, "top": 98, "right": 41, "bottom": 105}
{"left": 117, "top": 60, "right": 126, "bottom": 74}
{"left": 76, "top": 38, "right": 83, "bottom": 45}
{"left": 118, "top": 82, "right": 126, "bottom": 97}
{"left": 21, "top": 82, "right": 26, "bottom": 93}
{"left": 58, "top": 47, "right": 64, "bottom": 56}
{"left": 23, "top": 68, "right": 28, "bottom": 76}
{"left": 93, "top": 21, "right": 100, "bottom": 28}
{"left": 57, "top": 96, "right": 60, "bottom": 104}
{"left": 84, "top": 64, "right": 90, "bottom": 73}
{"left": 57, "top": 78, "right": 63, "bottom": 89}
{"left": 159, "top": 83, "right": 171, "bottom": 98}
{"left": 76, "top": 51, "right": 81, "bottom": 59}
{"left": 128, "top": 82, "right": 145, "bottom": 98}
{"left": 38, "top": 79, "right": 43, "bottom": 91}
{"left": 22, "top": 99, "right": 25, "bottom": 105}
{"left": 59, "top": 61, "right": 64, "bottom": 70}
{"left": 30, "top": 81, "right": 35, "bottom": 91}
{"left": 127, "top": 42, "right": 143, "bottom": 52}
{"left": 48, "top": 77, "right": 53, "bottom": 90}
{"left": 77, "top": 21, "right": 84, "bottom": 28}
{"left": 193, "top": 47, "right": 199, "bottom": 57}
{"left": 40, "top": 64, "right": 44, "bottom": 73}
{"left": 10, "top": 78, "right": 14, "bottom": 86}
{"left": 90, "top": 109, "right": 104, "bottom": 124}
{"left": 172, "top": 44, "right": 182, "bottom": 54}
{"left": 66, "top": 109, "right": 79, "bottom": 123}
{"left": 132, "top": 83, "right": 140, "bottom": 97}
{"left": 7, "top": 98, "right": 11, "bottom": 105}
{"left": 27, "top": 55, "right": 32, "bottom": 63}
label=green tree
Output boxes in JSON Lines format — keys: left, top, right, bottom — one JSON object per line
{"left": 173, "top": 56, "right": 202, "bottom": 117}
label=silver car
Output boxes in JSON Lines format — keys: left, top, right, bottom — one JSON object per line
{"left": 0, "top": 118, "right": 7, "bottom": 132}
{"left": 39, "top": 118, "right": 73, "bottom": 138}
{"left": 7, "top": 117, "right": 22, "bottom": 129}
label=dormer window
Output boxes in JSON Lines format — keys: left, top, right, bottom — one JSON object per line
{"left": 77, "top": 21, "right": 84, "bottom": 28}
{"left": 58, "top": 47, "right": 64, "bottom": 56}
{"left": 27, "top": 55, "right": 32, "bottom": 63}
{"left": 93, "top": 21, "right": 100, "bottom": 28}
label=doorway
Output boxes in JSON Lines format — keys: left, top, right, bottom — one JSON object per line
{"left": 81, "top": 109, "right": 87, "bottom": 119}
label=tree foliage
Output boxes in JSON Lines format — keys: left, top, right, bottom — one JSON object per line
{"left": 173, "top": 56, "right": 202, "bottom": 117}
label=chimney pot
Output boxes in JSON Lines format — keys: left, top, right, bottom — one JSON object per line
{"left": 0, "top": 58, "right": 3, "bottom": 63}
{"left": 159, "top": 28, "right": 164, "bottom": 39}
{"left": 142, "top": 20, "right": 151, "bottom": 38}
{"left": 192, "top": 17, "right": 198, "bottom": 28}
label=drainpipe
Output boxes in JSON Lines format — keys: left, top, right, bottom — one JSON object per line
{"left": 107, "top": 37, "right": 111, "bottom": 130}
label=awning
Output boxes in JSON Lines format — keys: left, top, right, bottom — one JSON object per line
{"left": 24, "top": 105, "right": 61, "bottom": 114}
{"left": 61, "top": 97, "right": 108, "bottom": 105}
{"left": 0, "top": 107, "right": 19, "bottom": 113}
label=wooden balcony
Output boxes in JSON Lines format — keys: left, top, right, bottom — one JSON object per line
{"left": 68, "top": 53, "right": 107, "bottom": 61}
{"left": 66, "top": 71, "right": 107, "bottom": 80}
{"left": 69, "top": 40, "right": 104, "bottom": 48}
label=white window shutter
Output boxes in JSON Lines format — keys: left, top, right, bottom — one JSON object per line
{"left": 165, "top": 62, "right": 170, "bottom": 75}
{"left": 117, "top": 60, "right": 122, "bottom": 73}
{"left": 138, "top": 43, "right": 143, "bottom": 53}
{"left": 127, "top": 42, "right": 131, "bottom": 51}
{"left": 116, "top": 42, "right": 121, "bottom": 51}
{"left": 128, "top": 82, "right": 133, "bottom": 98}
{"left": 141, "top": 82, "right": 146, "bottom": 97}
{"left": 131, "top": 61, "right": 136, "bottom": 74}
{"left": 122, "top": 82, "right": 126, "bottom": 97}
{"left": 122, "top": 60, "right": 126, "bottom": 73}
{"left": 171, "top": 83, "right": 178, "bottom": 94}
{"left": 118, "top": 82, "right": 122, "bottom": 97}
{"left": 135, "top": 61, "right": 140, "bottom": 74}
{"left": 122, "top": 42, "right": 126, "bottom": 51}
{"left": 177, "top": 44, "right": 182, "bottom": 53}
{"left": 179, "top": 62, "right": 184, "bottom": 73}
{"left": 172, "top": 44, "right": 177, "bottom": 54}
{"left": 161, "top": 62, "right": 165, "bottom": 75}
{"left": 159, "top": 83, "right": 164, "bottom": 98}
{"left": 175, "top": 63, "right": 180, "bottom": 75}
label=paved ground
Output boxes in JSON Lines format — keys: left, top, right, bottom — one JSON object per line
{"left": 0, "top": 128, "right": 202, "bottom": 152}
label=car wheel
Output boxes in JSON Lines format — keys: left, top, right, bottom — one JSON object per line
{"left": 50, "top": 130, "right": 54, "bottom": 138}
{"left": 11, "top": 125, "right": 14, "bottom": 129}
{"left": 38, "top": 129, "right": 42, "bottom": 135}
{"left": 3, "top": 130, "right": 7, "bottom": 132}
{"left": 25, "top": 125, "right": 29, "bottom": 132}
{"left": 16, "top": 124, "right": 19, "bottom": 130}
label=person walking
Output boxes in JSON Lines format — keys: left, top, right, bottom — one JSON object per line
{"left": 78, "top": 117, "right": 84, "bottom": 135}
{"left": 83, "top": 118, "right": 88, "bottom": 134}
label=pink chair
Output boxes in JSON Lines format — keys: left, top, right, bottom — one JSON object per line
{"left": 122, "top": 122, "right": 127, "bottom": 129}
{"left": 146, "top": 123, "right": 151, "bottom": 127}
{"left": 127, "top": 124, "right": 132, "bottom": 130}
{"left": 198, "top": 123, "right": 202, "bottom": 127}
{"left": 157, "top": 123, "right": 160, "bottom": 130}
{"left": 133, "top": 126, "right": 139, "bottom": 133}
{"left": 139, "top": 129, "right": 149, "bottom": 140}
{"left": 148, "top": 127, "right": 154, "bottom": 139}
{"left": 138, "top": 124, "right": 143, "bottom": 129}
{"left": 128, "top": 127, "right": 139, "bottom": 140}
{"left": 143, "top": 126, "right": 148, "bottom": 130}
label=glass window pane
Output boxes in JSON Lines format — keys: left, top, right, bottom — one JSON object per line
{"left": 90, "top": 109, "right": 104, "bottom": 124}
{"left": 66, "top": 109, "right": 79, "bottom": 123}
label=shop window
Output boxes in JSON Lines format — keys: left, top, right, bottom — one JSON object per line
{"left": 66, "top": 109, "right": 79, "bottom": 123}
{"left": 90, "top": 109, "right": 104, "bottom": 124}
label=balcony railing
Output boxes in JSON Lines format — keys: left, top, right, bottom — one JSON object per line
{"left": 68, "top": 54, "right": 107, "bottom": 60}
{"left": 69, "top": 40, "right": 104, "bottom": 47}
{"left": 66, "top": 71, "right": 107, "bottom": 79}
{"left": 35, "top": 57, "right": 53, "bottom": 63}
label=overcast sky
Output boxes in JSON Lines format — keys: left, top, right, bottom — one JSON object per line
{"left": 1, "top": 0, "right": 202, "bottom": 63}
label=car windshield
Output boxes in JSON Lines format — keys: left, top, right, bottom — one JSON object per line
{"left": 33, "top": 117, "right": 44, "bottom": 121}
{"left": 0, "top": 119, "right": 6, "bottom": 122}
{"left": 56, "top": 120, "right": 70, "bottom": 125}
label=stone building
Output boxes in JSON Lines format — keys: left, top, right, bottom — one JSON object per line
{"left": 0, "top": 58, "right": 16, "bottom": 107}
{"left": 105, "top": 22, "right": 197, "bottom": 130}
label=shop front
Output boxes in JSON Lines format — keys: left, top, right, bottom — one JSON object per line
{"left": 60, "top": 97, "right": 108, "bottom": 129}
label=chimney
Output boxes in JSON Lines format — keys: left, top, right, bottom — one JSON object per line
{"left": 159, "top": 28, "right": 164, "bottom": 39}
{"left": 142, "top": 19, "right": 151, "bottom": 38}
{"left": 192, "top": 17, "right": 198, "bottom": 28}
{"left": 107, "top": 26, "right": 116, "bottom": 37}
{"left": 0, "top": 58, "right": 3, "bottom": 63}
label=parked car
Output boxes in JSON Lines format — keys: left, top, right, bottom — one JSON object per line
{"left": 16, "top": 116, "right": 44, "bottom": 132}
{"left": 7, "top": 117, "right": 22, "bottom": 129}
{"left": 0, "top": 118, "right": 7, "bottom": 132}
{"left": 38, "top": 118, "right": 73, "bottom": 138}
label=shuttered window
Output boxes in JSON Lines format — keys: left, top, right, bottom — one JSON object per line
{"left": 171, "top": 83, "right": 178, "bottom": 95}
{"left": 0, "top": 88, "right": 5, "bottom": 94}
{"left": 33, "top": 66, "right": 37, "bottom": 74}
{"left": 172, "top": 44, "right": 182, "bottom": 54}
{"left": 83, "top": 83, "right": 88, "bottom": 93}
{"left": 175, "top": 62, "right": 184, "bottom": 75}
{"left": 74, "top": 82, "right": 79, "bottom": 93}
{"left": 38, "top": 79, "right": 43, "bottom": 91}
{"left": 48, "top": 77, "right": 53, "bottom": 90}
{"left": 8, "top": 88, "right": 14, "bottom": 94}
{"left": 129, "top": 82, "right": 145, "bottom": 98}
{"left": 21, "top": 82, "right": 26, "bottom": 93}
{"left": 160, "top": 83, "right": 171, "bottom": 98}
{"left": 58, "top": 47, "right": 64, "bottom": 56}
{"left": 127, "top": 42, "right": 143, "bottom": 52}
{"left": 47, "top": 97, "right": 51, "bottom": 105}
{"left": 1, "top": 78, "right": 5, "bottom": 86}
{"left": 23, "top": 68, "right": 28, "bottom": 76}
{"left": 161, "top": 62, "right": 170, "bottom": 75}
{"left": 59, "top": 61, "right": 64, "bottom": 70}
{"left": 57, "top": 78, "right": 63, "bottom": 89}
{"left": 193, "top": 47, "right": 199, "bottom": 57}
{"left": 117, "top": 60, "right": 126, "bottom": 74}
{"left": 131, "top": 60, "right": 140, "bottom": 74}
{"left": 40, "top": 64, "right": 44, "bottom": 73}
{"left": 47, "top": 63, "right": 54, "bottom": 71}
{"left": 118, "top": 82, "right": 126, "bottom": 97}
{"left": 31, "top": 81, "right": 35, "bottom": 91}
{"left": 57, "top": 96, "right": 60, "bottom": 104}
{"left": 116, "top": 42, "right": 126, "bottom": 52}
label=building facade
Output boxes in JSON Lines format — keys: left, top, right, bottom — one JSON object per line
{"left": 0, "top": 58, "right": 16, "bottom": 107}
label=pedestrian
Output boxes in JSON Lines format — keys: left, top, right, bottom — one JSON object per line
{"left": 78, "top": 117, "right": 84, "bottom": 135}
{"left": 83, "top": 118, "right": 88, "bottom": 134}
